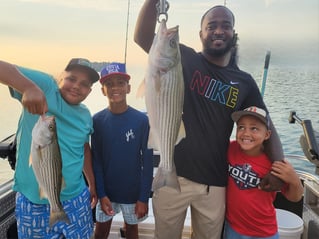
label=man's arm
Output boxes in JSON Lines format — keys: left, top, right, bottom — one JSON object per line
{"left": 264, "top": 118, "right": 284, "bottom": 162}
{"left": 259, "top": 117, "right": 285, "bottom": 191}
{"left": 134, "top": 0, "right": 159, "bottom": 53}
{"left": 242, "top": 79, "right": 285, "bottom": 191}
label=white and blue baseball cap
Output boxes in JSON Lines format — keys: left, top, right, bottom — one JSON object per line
{"left": 99, "top": 62, "right": 130, "bottom": 84}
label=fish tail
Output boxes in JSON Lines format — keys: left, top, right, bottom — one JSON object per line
{"left": 49, "top": 208, "right": 70, "bottom": 227}
{"left": 152, "top": 167, "right": 180, "bottom": 192}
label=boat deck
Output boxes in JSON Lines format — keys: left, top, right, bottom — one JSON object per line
{"left": 1, "top": 155, "right": 319, "bottom": 238}
{"left": 108, "top": 200, "right": 192, "bottom": 238}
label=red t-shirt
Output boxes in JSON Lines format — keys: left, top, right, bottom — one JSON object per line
{"left": 226, "top": 141, "right": 277, "bottom": 237}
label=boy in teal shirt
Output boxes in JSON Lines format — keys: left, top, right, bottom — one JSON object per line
{"left": 0, "top": 58, "right": 98, "bottom": 238}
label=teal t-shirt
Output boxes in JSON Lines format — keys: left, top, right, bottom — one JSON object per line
{"left": 11, "top": 66, "right": 93, "bottom": 204}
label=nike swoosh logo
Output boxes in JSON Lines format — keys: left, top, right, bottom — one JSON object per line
{"left": 230, "top": 81, "right": 239, "bottom": 85}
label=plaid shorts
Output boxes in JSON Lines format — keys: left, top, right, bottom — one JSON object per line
{"left": 15, "top": 188, "right": 93, "bottom": 239}
{"left": 95, "top": 201, "right": 148, "bottom": 225}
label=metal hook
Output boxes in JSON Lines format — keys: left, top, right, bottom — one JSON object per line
{"left": 156, "top": 0, "right": 169, "bottom": 22}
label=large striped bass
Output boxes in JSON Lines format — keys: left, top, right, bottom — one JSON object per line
{"left": 30, "top": 115, "right": 69, "bottom": 227}
{"left": 143, "top": 20, "right": 185, "bottom": 192}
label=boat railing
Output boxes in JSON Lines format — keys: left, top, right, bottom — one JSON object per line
{"left": 285, "top": 154, "right": 319, "bottom": 183}
{"left": 0, "top": 179, "right": 16, "bottom": 239}
{"left": 285, "top": 154, "right": 319, "bottom": 239}
{"left": 0, "top": 179, "right": 14, "bottom": 196}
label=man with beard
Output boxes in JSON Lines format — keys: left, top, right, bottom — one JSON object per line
{"left": 134, "top": 3, "right": 284, "bottom": 239}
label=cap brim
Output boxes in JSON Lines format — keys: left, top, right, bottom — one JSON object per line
{"left": 100, "top": 72, "right": 131, "bottom": 84}
{"left": 231, "top": 111, "right": 268, "bottom": 126}
{"left": 65, "top": 64, "right": 99, "bottom": 83}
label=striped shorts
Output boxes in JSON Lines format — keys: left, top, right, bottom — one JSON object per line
{"left": 15, "top": 188, "right": 93, "bottom": 239}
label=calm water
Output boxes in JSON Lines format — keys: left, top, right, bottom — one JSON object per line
{"left": 249, "top": 64, "right": 319, "bottom": 175}
{"left": 1, "top": 53, "right": 319, "bottom": 182}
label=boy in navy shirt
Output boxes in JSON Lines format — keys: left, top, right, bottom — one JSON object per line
{"left": 92, "top": 62, "right": 153, "bottom": 239}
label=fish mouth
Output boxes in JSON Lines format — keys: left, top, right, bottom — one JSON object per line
{"left": 40, "top": 115, "right": 55, "bottom": 124}
{"left": 43, "top": 115, "right": 55, "bottom": 120}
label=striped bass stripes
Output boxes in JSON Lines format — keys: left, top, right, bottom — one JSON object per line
{"left": 30, "top": 115, "right": 70, "bottom": 227}
{"left": 143, "top": 20, "right": 185, "bottom": 192}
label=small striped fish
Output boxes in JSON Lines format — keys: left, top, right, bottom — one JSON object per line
{"left": 30, "top": 115, "right": 69, "bottom": 227}
{"left": 144, "top": 20, "right": 185, "bottom": 192}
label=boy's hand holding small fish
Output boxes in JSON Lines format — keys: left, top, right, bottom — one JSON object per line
{"left": 21, "top": 84, "right": 48, "bottom": 115}
{"left": 0, "top": 60, "right": 48, "bottom": 115}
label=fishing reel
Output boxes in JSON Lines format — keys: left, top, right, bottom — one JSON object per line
{"left": 289, "top": 111, "right": 319, "bottom": 173}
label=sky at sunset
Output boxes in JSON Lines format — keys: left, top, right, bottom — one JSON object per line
{"left": 1, "top": 0, "right": 318, "bottom": 117}
{"left": 0, "top": 0, "right": 318, "bottom": 177}
{"left": 1, "top": 0, "right": 318, "bottom": 73}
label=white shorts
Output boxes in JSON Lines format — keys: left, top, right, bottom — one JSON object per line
{"left": 95, "top": 201, "right": 148, "bottom": 225}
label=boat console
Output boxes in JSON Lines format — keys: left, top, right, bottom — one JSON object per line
{"left": 288, "top": 111, "right": 319, "bottom": 239}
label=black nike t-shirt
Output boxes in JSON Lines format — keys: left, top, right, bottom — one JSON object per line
{"left": 174, "top": 44, "right": 283, "bottom": 186}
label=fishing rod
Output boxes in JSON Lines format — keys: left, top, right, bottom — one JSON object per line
{"left": 124, "top": 0, "right": 130, "bottom": 65}
{"left": 260, "top": 50, "right": 271, "bottom": 97}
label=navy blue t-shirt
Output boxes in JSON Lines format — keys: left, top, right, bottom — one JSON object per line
{"left": 91, "top": 106, "right": 153, "bottom": 203}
